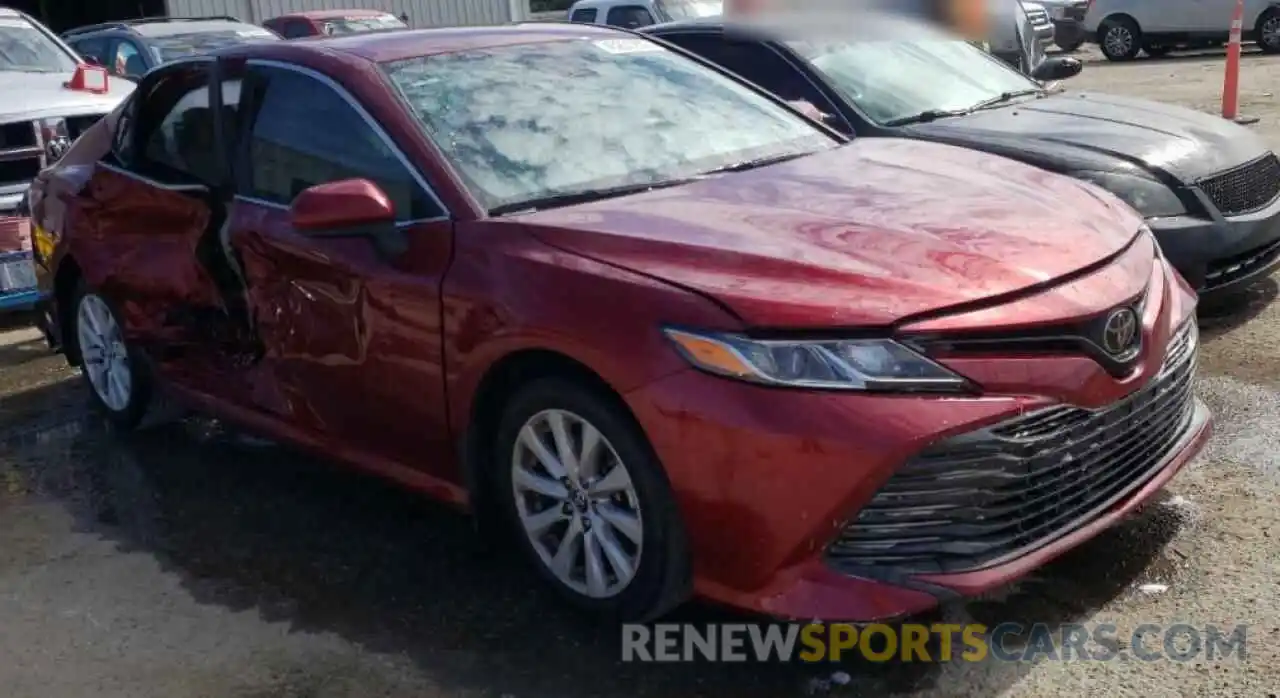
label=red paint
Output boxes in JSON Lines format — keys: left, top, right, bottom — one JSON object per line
{"left": 1222, "top": 0, "right": 1245, "bottom": 120}
{"left": 290, "top": 178, "right": 395, "bottom": 230}
{"left": 63, "top": 64, "right": 110, "bottom": 94}
{"left": 30, "top": 26, "right": 1211, "bottom": 622}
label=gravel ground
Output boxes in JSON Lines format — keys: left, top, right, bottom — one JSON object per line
{"left": 2, "top": 45, "right": 1280, "bottom": 698}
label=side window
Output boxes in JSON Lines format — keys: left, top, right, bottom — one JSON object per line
{"left": 661, "top": 34, "right": 846, "bottom": 127}
{"left": 605, "top": 5, "right": 655, "bottom": 28}
{"left": 71, "top": 36, "right": 109, "bottom": 66}
{"left": 569, "top": 8, "right": 599, "bottom": 22}
{"left": 241, "top": 65, "right": 442, "bottom": 222}
{"left": 281, "top": 20, "right": 314, "bottom": 38}
{"left": 112, "top": 40, "right": 147, "bottom": 78}
{"left": 131, "top": 70, "right": 239, "bottom": 185}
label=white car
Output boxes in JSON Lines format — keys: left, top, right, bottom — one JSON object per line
{"left": 1084, "top": 0, "right": 1280, "bottom": 60}
{"left": 567, "top": 0, "right": 721, "bottom": 28}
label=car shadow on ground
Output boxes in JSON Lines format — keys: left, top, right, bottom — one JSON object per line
{"left": 0, "top": 380, "right": 1190, "bottom": 697}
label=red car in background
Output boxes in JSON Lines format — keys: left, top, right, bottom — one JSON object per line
{"left": 26, "top": 24, "right": 1210, "bottom": 622}
{"left": 262, "top": 9, "right": 408, "bottom": 38}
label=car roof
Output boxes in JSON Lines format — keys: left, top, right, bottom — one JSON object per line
{"left": 641, "top": 17, "right": 726, "bottom": 32}
{"left": 0, "top": 7, "right": 20, "bottom": 17}
{"left": 130, "top": 19, "right": 263, "bottom": 37}
{"left": 229, "top": 22, "right": 632, "bottom": 63}
{"left": 273, "top": 9, "right": 395, "bottom": 20}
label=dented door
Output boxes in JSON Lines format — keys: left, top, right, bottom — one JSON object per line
{"left": 226, "top": 198, "right": 455, "bottom": 480}
{"left": 74, "top": 163, "right": 224, "bottom": 351}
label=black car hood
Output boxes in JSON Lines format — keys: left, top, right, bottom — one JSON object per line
{"left": 905, "top": 91, "right": 1270, "bottom": 182}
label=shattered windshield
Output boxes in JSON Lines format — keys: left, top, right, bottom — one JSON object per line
{"left": 383, "top": 37, "right": 831, "bottom": 212}
{"left": 320, "top": 15, "right": 407, "bottom": 35}
{"left": 0, "top": 15, "right": 78, "bottom": 73}
{"left": 150, "top": 27, "right": 280, "bottom": 63}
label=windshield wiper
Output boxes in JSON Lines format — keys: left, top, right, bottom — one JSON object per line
{"left": 970, "top": 89, "right": 1044, "bottom": 111}
{"left": 488, "top": 178, "right": 695, "bottom": 216}
{"left": 881, "top": 108, "right": 972, "bottom": 127}
{"left": 697, "top": 151, "right": 811, "bottom": 176}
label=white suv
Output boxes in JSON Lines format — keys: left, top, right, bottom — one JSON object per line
{"left": 1084, "top": 0, "right": 1280, "bottom": 60}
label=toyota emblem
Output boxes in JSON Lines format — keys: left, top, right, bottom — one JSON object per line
{"left": 1101, "top": 307, "right": 1139, "bottom": 356}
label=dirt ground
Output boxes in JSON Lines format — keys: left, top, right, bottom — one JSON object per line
{"left": 3, "top": 45, "right": 1280, "bottom": 698}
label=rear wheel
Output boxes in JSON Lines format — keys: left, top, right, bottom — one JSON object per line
{"left": 72, "top": 281, "right": 152, "bottom": 430}
{"left": 1098, "top": 16, "right": 1142, "bottom": 60}
{"left": 1257, "top": 9, "right": 1280, "bottom": 53}
{"left": 493, "top": 377, "right": 691, "bottom": 621}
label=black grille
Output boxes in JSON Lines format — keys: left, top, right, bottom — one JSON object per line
{"left": 0, "top": 121, "right": 36, "bottom": 149}
{"left": 828, "top": 321, "right": 1199, "bottom": 575}
{"left": 0, "top": 158, "right": 40, "bottom": 185}
{"left": 1197, "top": 153, "right": 1280, "bottom": 216}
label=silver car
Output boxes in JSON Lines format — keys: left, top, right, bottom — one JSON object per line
{"left": 1084, "top": 0, "right": 1280, "bottom": 60}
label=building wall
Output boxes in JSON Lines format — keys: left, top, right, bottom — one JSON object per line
{"left": 165, "top": 0, "right": 524, "bottom": 27}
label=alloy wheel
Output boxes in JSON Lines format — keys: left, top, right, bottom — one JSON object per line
{"left": 1263, "top": 16, "right": 1280, "bottom": 47}
{"left": 1104, "top": 26, "right": 1134, "bottom": 57}
{"left": 510, "top": 408, "right": 643, "bottom": 599}
{"left": 76, "top": 293, "right": 132, "bottom": 412}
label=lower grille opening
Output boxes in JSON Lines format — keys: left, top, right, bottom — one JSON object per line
{"left": 1204, "top": 239, "right": 1280, "bottom": 290}
{"left": 827, "top": 321, "right": 1199, "bottom": 575}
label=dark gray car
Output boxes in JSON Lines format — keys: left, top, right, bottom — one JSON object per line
{"left": 642, "top": 17, "right": 1280, "bottom": 299}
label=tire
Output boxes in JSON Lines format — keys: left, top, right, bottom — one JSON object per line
{"left": 1144, "top": 44, "right": 1171, "bottom": 57}
{"left": 1056, "top": 38, "right": 1084, "bottom": 52}
{"left": 1257, "top": 9, "right": 1280, "bottom": 53}
{"left": 493, "top": 376, "right": 691, "bottom": 622}
{"left": 1098, "top": 16, "right": 1142, "bottom": 60}
{"left": 71, "top": 280, "right": 153, "bottom": 430}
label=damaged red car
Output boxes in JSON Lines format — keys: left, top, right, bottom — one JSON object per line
{"left": 27, "top": 24, "right": 1211, "bottom": 622}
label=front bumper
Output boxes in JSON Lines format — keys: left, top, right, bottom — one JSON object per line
{"left": 626, "top": 258, "right": 1209, "bottom": 621}
{"left": 1149, "top": 190, "right": 1280, "bottom": 298}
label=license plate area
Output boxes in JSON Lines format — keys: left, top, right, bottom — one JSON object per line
{"left": 0, "top": 251, "right": 36, "bottom": 293}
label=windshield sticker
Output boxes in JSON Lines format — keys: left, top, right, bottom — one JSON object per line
{"left": 592, "top": 39, "right": 661, "bottom": 55}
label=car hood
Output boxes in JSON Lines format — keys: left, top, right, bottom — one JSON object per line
{"left": 0, "top": 70, "right": 132, "bottom": 120}
{"left": 517, "top": 138, "right": 1145, "bottom": 328}
{"left": 907, "top": 91, "right": 1270, "bottom": 182}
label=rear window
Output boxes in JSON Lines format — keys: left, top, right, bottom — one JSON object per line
{"left": 569, "top": 8, "right": 598, "bottom": 22}
{"left": 319, "top": 14, "right": 407, "bottom": 35}
{"left": 148, "top": 27, "right": 279, "bottom": 63}
{"left": 383, "top": 37, "right": 832, "bottom": 212}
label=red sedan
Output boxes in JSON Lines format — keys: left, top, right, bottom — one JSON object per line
{"left": 26, "top": 24, "right": 1211, "bottom": 622}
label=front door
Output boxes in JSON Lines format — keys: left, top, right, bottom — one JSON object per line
{"left": 222, "top": 59, "right": 456, "bottom": 483}
{"left": 75, "top": 59, "right": 244, "bottom": 366}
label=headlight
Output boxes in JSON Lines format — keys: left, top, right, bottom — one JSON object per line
{"left": 1071, "top": 170, "right": 1186, "bottom": 217}
{"left": 663, "top": 328, "right": 971, "bottom": 392}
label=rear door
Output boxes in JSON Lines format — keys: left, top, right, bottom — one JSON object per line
{"left": 75, "top": 59, "right": 236, "bottom": 358}
{"left": 223, "top": 59, "right": 456, "bottom": 477}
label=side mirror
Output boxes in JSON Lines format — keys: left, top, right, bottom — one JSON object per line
{"left": 290, "top": 178, "right": 407, "bottom": 259}
{"left": 1031, "top": 56, "right": 1083, "bottom": 82}
{"left": 64, "top": 64, "right": 110, "bottom": 94}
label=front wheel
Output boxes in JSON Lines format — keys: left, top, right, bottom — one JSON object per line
{"left": 1257, "top": 10, "right": 1280, "bottom": 53}
{"left": 1098, "top": 17, "right": 1142, "bottom": 60}
{"left": 494, "top": 377, "right": 691, "bottom": 621}
{"left": 72, "top": 281, "right": 153, "bottom": 429}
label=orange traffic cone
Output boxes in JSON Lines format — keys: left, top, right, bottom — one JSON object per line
{"left": 1223, "top": 0, "right": 1259, "bottom": 124}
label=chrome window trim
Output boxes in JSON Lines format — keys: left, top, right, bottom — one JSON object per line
{"left": 245, "top": 58, "right": 450, "bottom": 223}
